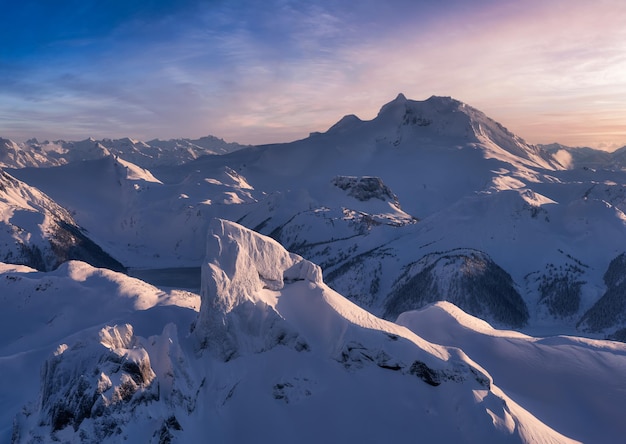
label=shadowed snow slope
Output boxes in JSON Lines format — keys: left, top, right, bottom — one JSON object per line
{"left": 0, "top": 169, "right": 125, "bottom": 271}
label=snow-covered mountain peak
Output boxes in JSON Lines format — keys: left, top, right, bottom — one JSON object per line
{"left": 0, "top": 135, "right": 247, "bottom": 169}
{"left": 325, "top": 114, "right": 363, "bottom": 134}
{"left": 195, "top": 219, "right": 322, "bottom": 358}
{"left": 0, "top": 137, "right": 16, "bottom": 147}
{"left": 394, "top": 92, "right": 407, "bottom": 102}
{"left": 200, "top": 218, "right": 322, "bottom": 313}
{"left": 376, "top": 93, "right": 464, "bottom": 122}
{"left": 365, "top": 94, "right": 558, "bottom": 169}
{"left": 116, "top": 137, "right": 149, "bottom": 147}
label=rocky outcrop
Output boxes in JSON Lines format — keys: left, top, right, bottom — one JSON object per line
{"left": 13, "top": 325, "right": 156, "bottom": 441}
{"left": 332, "top": 176, "right": 401, "bottom": 206}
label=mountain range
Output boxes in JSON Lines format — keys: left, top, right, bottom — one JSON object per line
{"left": 2, "top": 94, "right": 626, "bottom": 442}
{"left": 0, "top": 135, "right": 247, "bottom": 169}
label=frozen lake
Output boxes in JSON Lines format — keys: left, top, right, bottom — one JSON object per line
{"left": 128, "top": 267, "right": 201, "bottom": 290}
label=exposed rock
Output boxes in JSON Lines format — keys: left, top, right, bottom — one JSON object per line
{"left": 332, "top": 176, "right": 401, "bottom": 206}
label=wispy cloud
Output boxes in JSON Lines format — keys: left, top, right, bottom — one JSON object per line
{"left": 1, "top": 0, "right": 625, "bottom": 148}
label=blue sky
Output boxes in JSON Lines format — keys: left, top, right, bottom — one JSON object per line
{"left": 1, "top": 0, "right": 625, "bottom": 149}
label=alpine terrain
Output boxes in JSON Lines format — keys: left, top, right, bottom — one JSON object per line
{"left": 2, "top": 94, "right": 626, "bottom": 443}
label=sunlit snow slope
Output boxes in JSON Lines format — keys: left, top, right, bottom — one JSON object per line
{"left": 399, "top": 302, "right": 626, "bottom": 443}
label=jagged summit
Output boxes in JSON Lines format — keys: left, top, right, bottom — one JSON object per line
{"left": 377, "top": 93, "right": 463, "bottom": 119}
{"left": 387, "top": 92, "right": 408, "bottom": 106}
{"left": 195, "top": 218, "right": 322, "bottom": 358}
{"left": 378, "top": 93, "right": 462, "bottom": 117}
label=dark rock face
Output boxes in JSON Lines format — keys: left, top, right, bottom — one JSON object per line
{"left": 12, "top": 321, "right": 197, "bottom": 443}
{"left": 334, "top": 335, "right": 491, "bottom": 390}
{"left": 384, "top": 249, "right": 529, "bottom": 328}
{"left": 5, "top": 218, "right": 126, "bottom": 272}
{"left": 156, "top": 416, "right": 183, "bottom": 444}
{"left": 332, "top": 176, "right": 401, "bottom": 206}
{"left": 409, "top": 361, "right": 441, "bottom": 386}
{"left": 578, "top": 253, "right": 626, "bottom": 333}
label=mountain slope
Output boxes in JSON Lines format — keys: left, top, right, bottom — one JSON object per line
{"left": 9, "top": 221, "right": 576, "bottom": 443}
{"left": 398, "top": 301, "right": 626, "bottom": 443}
{"left": 384, "top": 248, "right": 529, "bottom": 327}
{"left": 0, "top": 169, "right": 124, "bottom": 271}
{"left": 577, "top": 252, "right": 626, "bottom": 338}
